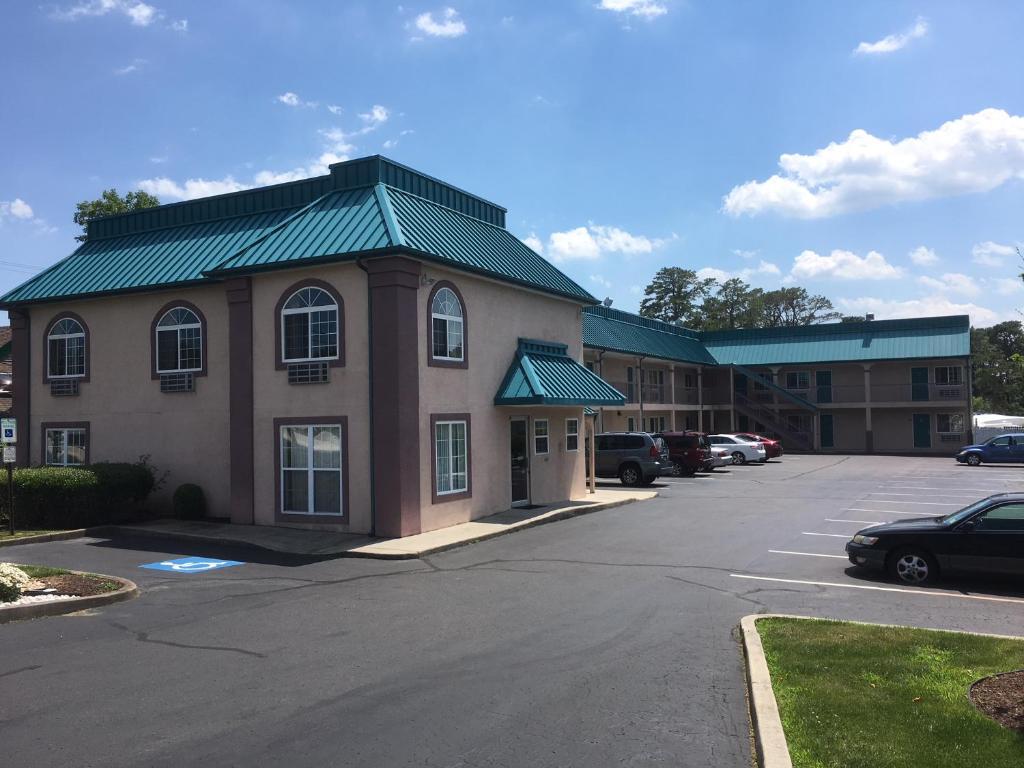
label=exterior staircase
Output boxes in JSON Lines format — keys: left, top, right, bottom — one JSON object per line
{"left": 731, "top": 365, "right": 817, "bottom": 451}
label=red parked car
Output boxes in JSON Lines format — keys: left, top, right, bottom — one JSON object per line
{"left": 733, "top": 432, "right": 783, "bottom": 459}
{"left": 653, "top": 431, "right": 710, "bottom": 476}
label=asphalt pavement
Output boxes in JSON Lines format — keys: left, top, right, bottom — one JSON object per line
{"left": 3, "top": 454, "right": 1023, "bottom": 768}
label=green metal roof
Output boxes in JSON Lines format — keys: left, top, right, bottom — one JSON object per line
{"left": 1, "top": 156, "right": 593, "bottom": 306}
{"left": 495, "top": 339, "right": 625, "bottom": 406}
{"left": 702, "top": 315, "right": 971, "bottom": 365}
{"left": 582, "top": 306, "right": 717, "bottom": 365}
{"left": 0, "top": 209, "right": 297, "bottom": 303}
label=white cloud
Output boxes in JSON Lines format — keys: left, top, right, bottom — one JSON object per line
{"left": 788, "top": 249, "right": 903, "bottom": 281}
{"left": 839, "top": 295, "right": 1001, "bottom": 327}
{"left": 52, "top": 0, "right": 161, "bottom": 26}
{"left": 908, "top": 245, "right": 939, "bottom": 266}
{"left": 3, "top": 199, "right": 35, "bottom": 220}
{"left": 697, "top": 260, "right": 781, "bottom": 284}
{"left": 327, "top": 105, "right": 343, "bottom": 115}
{"left": 597, "top": 0, "right": 668, "bottom": 19}
{"left": 149, "top": 155, "right": 168, "bottom": 164}
{"left": 170, "top": 18, "right": 187, "bottom": 32}
{"left": 732, "top": 248, "right": 758, "bottom": 260}
{"left": 414, "top": 7, "right": 467, "bottom": 38}
{"left": 854, "top": 17, "right": 928, "bottom": 55}
{"left": 917, "top": 272, "right": 981, "bottom": 298}
{"left": 114, "top": 58, "right": 145, "bottom": 75}
{"left": 382, "top": 139, "right": 398, "bottom": 150}
{"left": 545, "top": 224, "right": 673, "bottom": 262}
{"left": 359, "top": 105, "right": 389, "bottom": 126}
{"left": 138, "top": 176, "right": 249, "bottom": 200}
{"left": 972, "top": 240, "right": 1017, "bottom": 267}
{"left": 993, "top": 278, "right": 1023, "bottom": 296}
{"left": 723, "top": 109, "right": 1024, "bottom": 219}
{"left": 589, "top": 274, "right": 614, "bottom": 290}
{"left": 521, "top": 233, "right": 544, "bottom": 253}
{"left": 277, "top": 92, "right": 317, "bottom": 108}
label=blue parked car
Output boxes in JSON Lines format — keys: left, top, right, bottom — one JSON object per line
{"left": 956, "top": 433, "right": 1024, "bottom": 466}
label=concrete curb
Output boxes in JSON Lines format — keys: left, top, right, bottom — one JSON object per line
{"left": 0, "top": 529, "right": 88, "bottom": 548}
{"left": 99, "top": 494, "right": 656, "bottom": 560}
{"left": 0, "top": 572, "right": 139, "bottom": 624}
{"left": 740, "top": 615, "right": 793, "bottom": 768}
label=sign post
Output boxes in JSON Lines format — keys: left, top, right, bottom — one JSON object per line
{"left": 1, "top": 418, "right": 16, "bottom": 535}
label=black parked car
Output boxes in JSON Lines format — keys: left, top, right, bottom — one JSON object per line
{"left": 845, "top": 493, "right": 1024, "bottom": 585}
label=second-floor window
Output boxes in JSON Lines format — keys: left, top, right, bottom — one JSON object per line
{"left": 937, "top": 413, "right": 964, "bottom": 434}
{"left": 282, "top": 287, "right": 339, "bottom": 363}
{"left": 156, "top": 306, "right": 203, "bottom": 373}
{"left": 934, "top": 366, "right": 963, "bottom": 386}
{"left": 47, "top": 316, "right": 86, "bottom": 379}
{"left": 431, "top": 286, "right": 464, "bottom": 362}
{"left": 785, "top": 371, "right": 810, "bottom": 390}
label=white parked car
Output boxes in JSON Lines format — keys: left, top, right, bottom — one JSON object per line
{"left": 708, "top": 434, "right": 767, "bottom": 465}
{"left": 705, "top": 444, "right": 734, "bottom": 468}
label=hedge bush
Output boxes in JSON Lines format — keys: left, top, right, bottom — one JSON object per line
{"left": 172, "top": 483, "right": 206, "bottom": 520}
{"left": 0, "top": 457, "right": 161, "bottom": 530}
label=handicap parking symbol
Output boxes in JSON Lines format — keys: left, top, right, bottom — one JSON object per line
{"left": 140, "top": 557, "right": 245, "bottom": 573}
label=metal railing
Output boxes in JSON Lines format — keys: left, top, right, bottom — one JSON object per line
{"left": 733, "top": 392, "right": 814, "bottom": 451}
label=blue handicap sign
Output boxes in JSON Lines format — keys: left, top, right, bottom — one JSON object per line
{"left": 140, "top": 557, "right": 244, "bottom": 573}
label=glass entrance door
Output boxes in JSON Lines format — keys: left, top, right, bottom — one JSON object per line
{"left": 510, "top": 418, "right": 530, "bottom": 506}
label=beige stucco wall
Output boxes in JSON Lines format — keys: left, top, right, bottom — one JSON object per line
{"left": 873, "top": 408, "right": 968, "bottom": 453}
{"left": 250, "top": 262, "right": 372, "bottom": 533}
{"left": 819, "top": 410, "right": 867, "bottom": 452}
{"left": 28, "top": 284, "right": 231, "bottom": 515}
{"left": 417, "top": 264, "right": 586, "bottom": 532}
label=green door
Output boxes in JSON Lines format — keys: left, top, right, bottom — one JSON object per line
{"left": 911, "top": 367, "right": 929, "bottom": 401}
{"left": 820, "top": 414, "right": 835, "bottom": 448}
{"left": 913, "top": 413, "right": 931, "bottom": 448}
{"left": 815, "top": 370, "right": 833, "bottom": 403}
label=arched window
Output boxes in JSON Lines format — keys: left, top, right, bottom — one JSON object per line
{"left": 430, "top": 285, "right": 465, "bottom": 363}
{"left": 47, "top": 316, "right": 86, "bottom": 379}
{"left": 281, "top": 286, "right": 340, "bottom": 363}
{"left": 155, "top": 305, "right": 204, "bottom": 374}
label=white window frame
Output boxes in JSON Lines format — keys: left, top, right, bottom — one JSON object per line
{"left": 281, "top": 287, "right": 340, "bottom": 364}
{"left": 45, "top": 428, "right": 86, "bottom": 466}
{"left": 279, "top": 424, "right": 343, "bottom": 516}
{"left": 155, "top": 307, "right": 203, "bottom": 374}
{"left": 47, "top": 318, "right": 86, "bottom": 379}
{"left": 565, "top": 418, "right": 579, "bottom": 452}
{"left": 785, "top": 371, "right": 810, "bottom": 390}
{"left": 534, "top": 419, "right": 549, "bottom": 455}
{"left": 627, "top": 417, "right": 636, "bottom": 432}
{"left": 435, "top": 420, "right": 468, "bottom": 495}
{"left": 430, "top": 287, "right": 465, "bottom": 362}
{"left": 934, "top": 366, "right": 963, "bottom": 386}
{"left": 937, "top": 413, "right": 965, "bottom": 435}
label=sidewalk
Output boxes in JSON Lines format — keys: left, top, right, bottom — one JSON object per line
{"left": 103, "top": 487, "right": 657, "bottom": 559}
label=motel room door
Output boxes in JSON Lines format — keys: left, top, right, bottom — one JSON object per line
{"left": 510, "top": 418, "right": 530, "bottom": 507}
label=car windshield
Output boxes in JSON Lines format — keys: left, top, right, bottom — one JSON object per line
{"left": 940, "top": 498, "right": 995, "bottom": 525}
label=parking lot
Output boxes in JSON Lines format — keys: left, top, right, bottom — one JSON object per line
{"left": 3, "top": 454, "right": 1024, "bottom": 768}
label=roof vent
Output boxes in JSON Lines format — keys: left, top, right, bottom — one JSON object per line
{"left": 603, "top": 297, "right": 613, "bottom": 307}
{"left": 865, "top": 313, "right": 875, "bottom": 321}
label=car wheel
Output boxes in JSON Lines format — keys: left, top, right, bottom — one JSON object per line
{"left": 731, "top": 451, "right": 746, "bottom": 465}
{"left": 889, "top": 549, "right": 938, "bottom": 586}
{"left": 966, "top": 454, "right": 982, "bottom": 466}
{"left": 619, "top": 464, "right": 642, "bottom": 487}
{"left": 670, "top": 461, "right": 683, "bottom": 477}
{"left": 641, "top": 476, "right": 656, "bottom": 486}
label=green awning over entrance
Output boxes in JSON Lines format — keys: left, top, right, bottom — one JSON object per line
{"left": 494, "top": 339, "right": 626, "bottom": 407}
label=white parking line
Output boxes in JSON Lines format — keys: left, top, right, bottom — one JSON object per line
{"left": 879, "top": 486, "right": 1007, "bottom": 492}
{"left": 768, "top": 550, "right": 848, "bottom": 559}
{"left": 730, "top": 574, "right": 1024, "bottom": 605}
{"left": 855, "top": 499, "right": 961, "bottom": 506}
{"left": 825, "top": 518, "right": 884, "bottom": 524}
{"left": 802, "top": 531, "right": 852, "bottom": 538}
{"left": 868, "top": 492, "right": 977, "bottom": 498}
{"left": 845, "top": 508, "right": 937, "bottom": 516}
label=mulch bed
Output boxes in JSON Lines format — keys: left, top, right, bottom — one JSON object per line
{"left": 970, "top": 670, "right": 1024, "bottom": 732}
{"left": 26, "top": 574, "right": 120, "bottom": 597}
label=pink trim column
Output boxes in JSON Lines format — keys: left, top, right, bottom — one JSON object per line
{"left": 227, "top": 278, "right": 254, "bottom": 524}
{"left": 366, "top": 256, "right": 423, "bottom": 538}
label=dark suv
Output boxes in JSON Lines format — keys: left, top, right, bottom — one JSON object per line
{"left": 594, "top": 432, "right": 671, "bottom": 486}
{"left": 653, "top": 431, "right": 709, "bottom": 476}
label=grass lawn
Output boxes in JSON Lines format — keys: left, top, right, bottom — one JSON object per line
{"left": 0, "top": 529, "right": 64, "bottom": 541}
{"left": 16, "top": 564, "right": 70, "bottom": 578}
{"left": 758, "top": 617, "right": 1024, "bottom": 768}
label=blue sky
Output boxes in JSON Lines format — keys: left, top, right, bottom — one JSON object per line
{"left": 2, "top": 0, "right": 1023, "bottom": 327}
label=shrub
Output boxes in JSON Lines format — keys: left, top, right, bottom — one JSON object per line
{"left": 0, "top": 563, "right": 30, "bottom": 603}
{"left": 173, "top": 483, "right": 206, "bottom": 520}
{"left": 0, "top": 457, "right": 161, "bottom": 530}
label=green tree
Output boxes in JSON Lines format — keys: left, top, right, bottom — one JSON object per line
{"left": 73, "top": 188, "right": 159, "bottom": 242}
{"left": 757, "top": 287, "right": 842, "bottom": 327}
{"left": 700, "top": 278, "right": 764, "bottom": 330}
{"left": 639, "top": 267, "right": 716, "bottom": 326}
{"left": 971, "top": 322, "right": 1024, "bottom": 414}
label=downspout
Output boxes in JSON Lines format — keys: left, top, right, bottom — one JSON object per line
{"left": 597, "top": 350, "right": 607, "bottom": 433}
{"left": 638, "top": 356, "right": 646, "bottom": 430}
{"left": 357, "top": 257, "right": 376, "bottom": 537}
